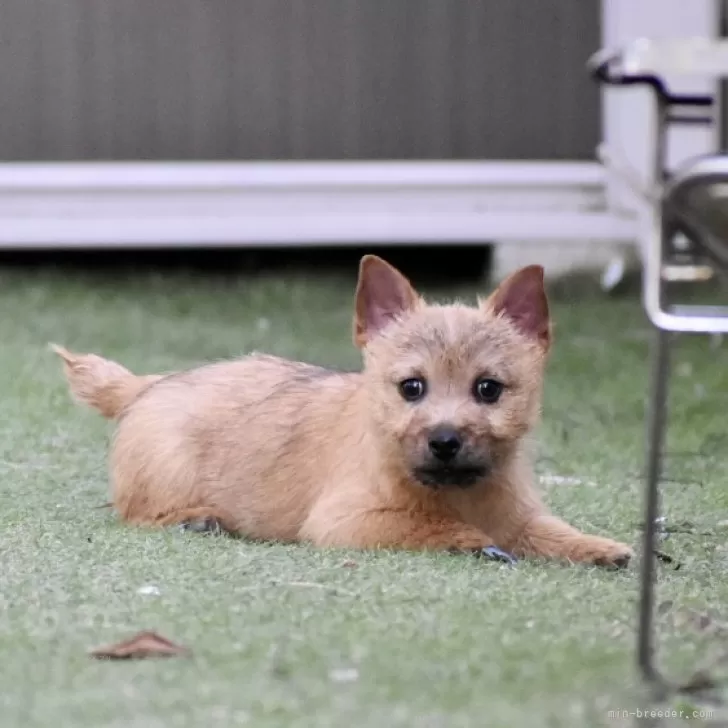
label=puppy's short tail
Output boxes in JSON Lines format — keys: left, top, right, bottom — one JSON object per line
{"left": 51, "top": 344, "right": 164, "bottom": 420}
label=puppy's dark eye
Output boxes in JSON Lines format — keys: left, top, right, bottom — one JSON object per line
{"left": 398, "top": 377, "right": 426, "bottom": 402}
{"left": 473, "top": 378, "right": 503, "bottom": 404}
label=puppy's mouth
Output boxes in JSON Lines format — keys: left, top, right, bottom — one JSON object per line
{"left": 412, "top": 464, "right": 489, "bottom": 489}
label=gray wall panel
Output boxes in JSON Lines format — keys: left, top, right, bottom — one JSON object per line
{"left": 0, "top": 0, "right": 600, "bottom": 160}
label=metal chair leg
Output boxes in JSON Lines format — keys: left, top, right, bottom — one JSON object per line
{"left": 638, "top": 326, "right": 671, "bottom": 690}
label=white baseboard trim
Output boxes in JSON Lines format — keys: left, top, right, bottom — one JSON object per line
{"left": 0, "top": 160, "right": 637, "bottom": 248}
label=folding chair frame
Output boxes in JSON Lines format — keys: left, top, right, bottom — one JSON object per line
{"left": 589, "top": 49, "right": 728, "bottom": 691}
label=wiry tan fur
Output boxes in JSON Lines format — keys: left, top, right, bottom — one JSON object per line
{"left": 53, "top": 255, "right": 633, "bottom": 567}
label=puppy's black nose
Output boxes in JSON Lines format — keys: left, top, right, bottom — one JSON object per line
{"left": 428, "top": 427, "right": 462, "bottom": 462}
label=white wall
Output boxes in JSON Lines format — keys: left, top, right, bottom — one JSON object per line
{"left": 602, "top": 0, "right": 718, "bottom": 215}
{"left": 495, "top": 0, "right": 719, "bottom": 282}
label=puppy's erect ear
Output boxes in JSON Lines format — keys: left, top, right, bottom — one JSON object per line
{"left": 353, "top": 255, "right": 419, "bottom": 347}
{"left": 482, "top": 265, "right": 550, "bottom": 348}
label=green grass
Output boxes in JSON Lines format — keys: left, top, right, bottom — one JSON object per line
{"left": 0, "top": 262, "right": 727, "bottom": 727}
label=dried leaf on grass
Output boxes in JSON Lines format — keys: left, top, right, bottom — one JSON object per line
{"left": 667, "top": 609, "right": 728, "bottom": 701}
{"left": 671, "top": 608, "right": 728, "bottom": 636}
{"left": 678, "top": 669, "right": 720, "bottom": 695}
{"left": 90, "top": 631, "right": 190, "bottom": 660}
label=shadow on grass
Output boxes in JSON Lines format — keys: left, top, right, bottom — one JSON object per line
{"left": 0, "top": 245, "right": 492, "bottom": 287}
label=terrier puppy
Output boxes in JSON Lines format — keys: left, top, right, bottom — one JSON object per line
{"left": 53, "top": 255, "right": 632, "bottom": 567}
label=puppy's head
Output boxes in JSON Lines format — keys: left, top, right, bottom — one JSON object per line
{"left": 354, "top": 255, "right": 550, "bottom": 490}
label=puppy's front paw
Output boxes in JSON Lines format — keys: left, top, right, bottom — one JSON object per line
{"left": 575, "top": 538, "right": 634, "bottom": 569}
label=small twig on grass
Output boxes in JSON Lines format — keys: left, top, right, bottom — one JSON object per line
{"left": 654, "top": 549, "right": 682, "bottom": 571}
{"left": 274, "top": 580, "right": 358, "bottom": 597}
{"left": 635, "top": 517, "right": 716, "bottom": 548}
{"left": 665, "top": 434, "right": 728, "bottom": 461}
{"left": 627, "top": 471, "right": 705, "bottom": 488}
{"left": 236, "top": 580, "right": 358, "bottom": 598}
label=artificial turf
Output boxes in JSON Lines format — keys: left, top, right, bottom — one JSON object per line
{"left": 0, "top": 257, "right": 726, "bottom": 727}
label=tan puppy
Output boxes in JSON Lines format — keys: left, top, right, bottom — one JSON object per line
{"left": 53, "top": 255, "right": 633, "bottom": 567}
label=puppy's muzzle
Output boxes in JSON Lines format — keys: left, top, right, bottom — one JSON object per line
{"left": 415, "top": 426, "right": 490, "bottom": 489}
